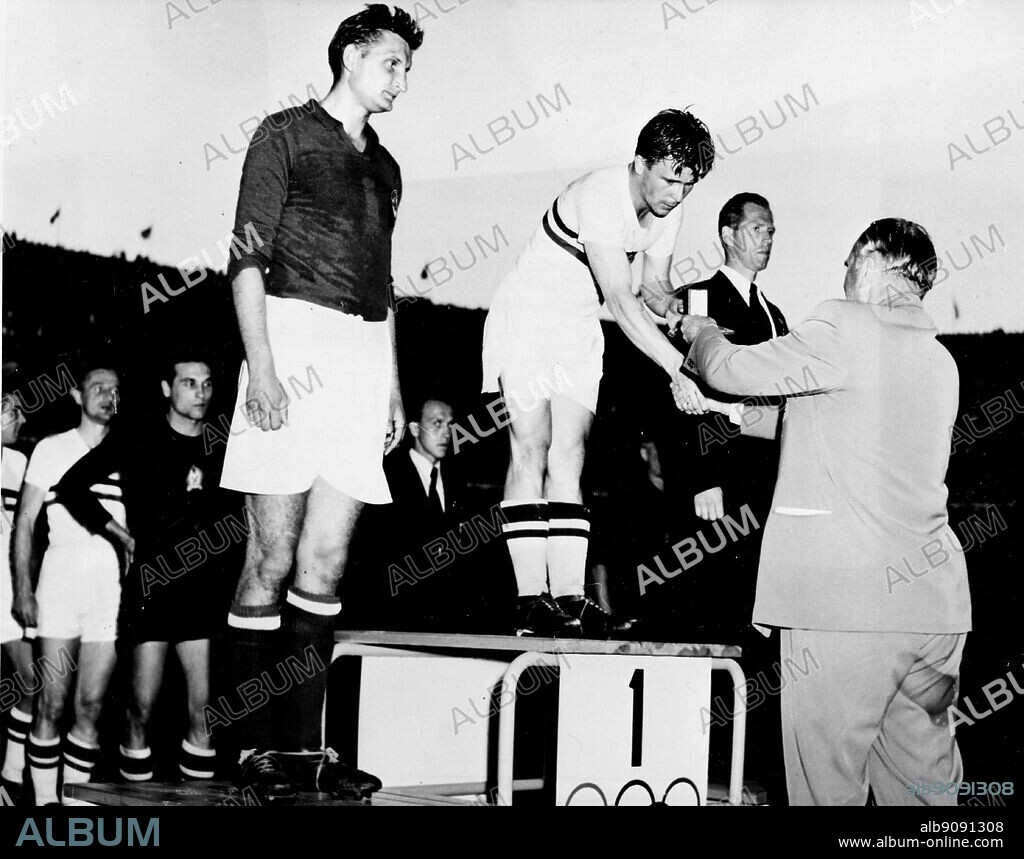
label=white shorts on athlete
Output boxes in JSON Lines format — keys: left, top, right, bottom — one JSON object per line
{"left": 0, "top": 561, "right": 23, "bottom": 644}
{"left": 220, "top": 296, "right": 393, "bottom": 503}
{"left": 481, "top": 268, "right": 603, "bottom": 415}
{"left": 35, "top": 540, "right": 121, "bottom": 642}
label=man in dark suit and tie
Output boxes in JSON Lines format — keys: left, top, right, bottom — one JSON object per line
{"left": 380, "top": 398, "right": 466, "bottom": 630}
{"left": 666, "top": 193, "right": 788, "bottom": 639}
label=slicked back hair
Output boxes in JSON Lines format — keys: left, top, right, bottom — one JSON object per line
{"left": 328, "top": 4, "right": 425, "bottom": 83}
{"left": 635, "top": 109, "right": 715, "bottom": 181}
{"left": 161, "top": 355, "right": 213, "bottom": 389}
{"left": 856, "top": 218, "right": 938, "bottom": 297}
{"left": 718, "top": 192, "right": 771, "bottom": 243}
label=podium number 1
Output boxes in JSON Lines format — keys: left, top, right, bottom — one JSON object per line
{"left": 629, "top": 668, "right": 644, "bottom": 767}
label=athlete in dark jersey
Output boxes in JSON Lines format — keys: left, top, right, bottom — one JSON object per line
{"left": 57, "top": 359, "right": 231, "bottom": 783}
{"left": 217, "top": 5, "right": 424, "bottom": 801}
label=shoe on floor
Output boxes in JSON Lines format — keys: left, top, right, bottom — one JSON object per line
{"left": 279, "top": 748, "right": 382, "bottom": 800}
{"left": 555, "top": 594, "right": 613, "bottom": 639}
{"left": 515, "top": 593, "right": 582, "bottom": 638}
{"left": 237, "top": 750, "right": 296, "bottom": 802}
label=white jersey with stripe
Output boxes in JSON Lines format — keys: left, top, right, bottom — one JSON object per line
{"left": 23, "top": 429, "right": 125, "bottom": 547}
{"left": 2, "top": 446, "right": 28, "bottom": 579}
{"left": 511, "top": 163, "right": 684, "bottom": 313}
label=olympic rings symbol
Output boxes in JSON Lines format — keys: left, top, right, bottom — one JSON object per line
{"left": 564, "top": 777, "right": 702, "bottom": 806}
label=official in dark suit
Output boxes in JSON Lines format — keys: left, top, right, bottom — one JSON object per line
{"left": 666, "top": 193, "right": 789, "bottom": 639}
{"left": 680, "top": 218, "right": 970, "bottom": 805}
{"left": 378, "top": 398, "right": 466, "bottom": 630}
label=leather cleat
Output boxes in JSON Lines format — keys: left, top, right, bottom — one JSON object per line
{"left": 237, "top": 750, "right": 296, "bottom": 802}
{"left": 515, "top": 593, "right": 582, "bottom": 638}
{"left": 278, "top": 748, "right": 381, "bottom": 800}
{"left": 555, "top": 594, "right": 613, "bottom": 639}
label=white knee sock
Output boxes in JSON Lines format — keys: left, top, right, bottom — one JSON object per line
{"left": 1, "top": 707, "right": 31, "bottom": 783}
{"left": 27, "top": 733, "right": 60, "bottom": 806}
{"left": 546, "top": 502, "right": 589, "bottom": 598}
{"left": 500, "top": 500, "right": 549, "bottom": 596}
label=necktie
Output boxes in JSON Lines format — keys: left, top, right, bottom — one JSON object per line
{"left": 428, "top": 464, "right": 443, "bottom": 516}
{"left": 749, "top": 283, "right": 773, "bottom": 339}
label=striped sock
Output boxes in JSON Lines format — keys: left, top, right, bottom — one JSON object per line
{"left": 226, "top": 603, "right": 281, "bottom": 753}
{"left": 1, "top": 707, "right": 31, "bottom": 783}
{"left": 62, "top": 732, "right": 100, "bottom": 786}
{"left": 119, "top": 744, "right": 153, "bottom": 782}
{"left": 276, "top": 587, "right": 340, "bottom": 752}
{"left": 179, "top": 738, "right": 216, "bottom": 780}
{"left": 27, "top": 733, "right": 60, "bottom": 806}
{"left": 547, "top": 502, "right": 590, "bottom": 598}
{"left": 500, "top": 500, "right": 549, "bottom": 596}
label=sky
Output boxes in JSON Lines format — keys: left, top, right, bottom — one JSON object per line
{"left": 3, "top": 0, "right": 1023, "bottom": 333}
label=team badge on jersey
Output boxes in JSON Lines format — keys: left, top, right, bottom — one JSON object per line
{"left": 186, "top": 465, "right": 204, "bottom": 492}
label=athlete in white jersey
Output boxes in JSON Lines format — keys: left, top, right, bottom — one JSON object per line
{"left": 13, "top": 365, "right": 124, "bottom": 805}
{"left": 481, "top": 110, "right": 716, "bottom": 637}
{"left": 1, "top": 390, "right": 32, "bottom": 797}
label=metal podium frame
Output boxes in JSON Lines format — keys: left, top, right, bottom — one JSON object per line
{"left": 333, "top": 632, "right": 748, "bottom": 807}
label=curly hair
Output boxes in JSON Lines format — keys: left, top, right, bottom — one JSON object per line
{"left": 856, "top": 218, "right": 938, "bottom": 296}
{"left": 635, "top": 109, "right": 715, "bottom": 181}
{"left": 328, "top": 4, "right": 425, "bottom": 83}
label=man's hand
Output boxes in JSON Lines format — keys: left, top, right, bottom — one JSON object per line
{"left": 122, "top": 534, "right": 136, "bottom": 572}
{"left": 245, "top": 365, "right": 289, "bottom": 431}
{"left": 665, "top": 297, "right": 686, "bottom": 337}
{"left": 694, "top": 487, "right": 724, "bottom": 521}
{"left": 13, "top": 590, "right": 38, "bottom": 629}
{"left": 669, "top": 371, "right": 709, "bottom": 415}
{"left": 677, "top": 314, "right": 719, "bottom": 344}
{"left": 384, "top": 392, "right": 406, "bottom": 455}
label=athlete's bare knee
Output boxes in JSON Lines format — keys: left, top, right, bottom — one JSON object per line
{"left": 38, "top": 689, "right": 67, "bottom": 725}
{"left": 511, "top": 436, "right": 549, "bottom": 473}
{"left": 77, "top": 694, "right": 105, "bottom": 727}
{"left": 247, "top": 539, "right": 295, "bottom": 587}
{"left": 546, "top": 442, "right": 586, "bottom": 481}
{"left": 128, "top": 697, "right": 154, "bottom": 728}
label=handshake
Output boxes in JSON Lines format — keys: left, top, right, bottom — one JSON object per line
{"left": 661, "top": 305, "right": 732, "bottom": 416}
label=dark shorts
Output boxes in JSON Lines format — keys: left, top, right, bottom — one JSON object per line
{"left": 119, "top": 556, "right": 230, "bottom": 645}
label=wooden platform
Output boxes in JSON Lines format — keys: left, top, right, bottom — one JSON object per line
{"left": 334, "top": 630, "right": 741, "bottom": 659}
{"left": 64, "top": 781, "right": 484, "bottom": 807}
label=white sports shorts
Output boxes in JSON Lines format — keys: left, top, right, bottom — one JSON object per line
{"left": 0, "top": 556, "right": 24, "bottom": 644}
{"left": 220, "top": 296, "right": 393, "bottom": 503}
{"left": 36, "top": 541, "right": 120, "bottom": 642}
{"left": 481, "top": 269, "right": 603, "bottom": 415}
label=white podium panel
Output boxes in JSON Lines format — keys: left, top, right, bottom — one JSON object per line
{"left": 356, "top": 656, "right": 508, "bottom": 788}
{"left": 556, "top": 655, "right": 711, "bottom": 806}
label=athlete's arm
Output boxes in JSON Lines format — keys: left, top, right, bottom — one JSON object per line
{"left": 12, "top": 481, "right": 45, "bottom": 627}
{"left": 228, "top": 117, "right": 292, "bottom": 433}
{"left": 384, "top": 306, "right": 405, "bottom": 455}
{"left": 585, "top": 241, "right": 707, "bottom": 415}
{"left": 232, "top": 267, "right": 289, "bottom": 432}
{"left": 639, "top": 254, "right": 677, "bottom": 318}
{"left": 53, "top": 435, "right": 135, "bottom": 565}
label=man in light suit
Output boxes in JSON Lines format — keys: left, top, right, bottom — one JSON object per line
{"left": 677, "top": 218, "right": 971, "bottom": 805}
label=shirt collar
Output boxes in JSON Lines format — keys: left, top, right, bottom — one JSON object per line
{"left": 719, "top": 263, "right": 774, "bottom": 306}
{"left": 409, "top": 446, "right": 438, "bottom": 477}
{"left": 307, "top": 99, "right": 378, "bottom": 153}
{"left": 719, "top": 264, "right": 752, "bottom": 300}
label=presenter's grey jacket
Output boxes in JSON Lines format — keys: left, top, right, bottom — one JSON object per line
{"left": 687, "top": 296, "right": 971, "bottom": 633}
